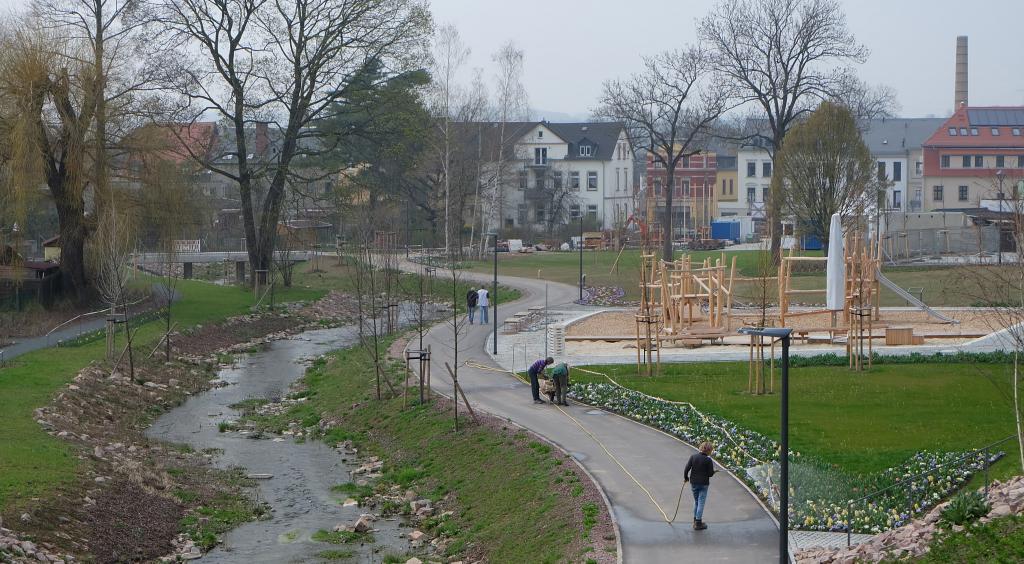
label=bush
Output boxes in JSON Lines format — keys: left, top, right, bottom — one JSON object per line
{"left": 940, "top": 491, "right": 989, "bottom": 526}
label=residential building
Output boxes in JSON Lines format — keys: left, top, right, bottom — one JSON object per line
{"left": 644, "top": 150, "right": 719, "bottom": 239}
{"left": 922, "top": 106, "right": 1024, "bottom": 211}
{"left": 737, "top": 137, "right": 774, "bottom": 230}
{"left": 862, "top": 117, "right": 946, "bottom": 212}
{"left": 477, "top": 121, "right": 635, "bottom": 231}
{"left": 715, "top": 155, "right": 740, "bottom": 217}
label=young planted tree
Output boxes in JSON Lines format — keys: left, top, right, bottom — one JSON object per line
{"left": 151, "top": 0, "right": 430, "bottom": 285}
{"left": 699, "top": 0, "right": 870, "bottom": 261}
{"left": 598, "top": 47, "right": 729, "bottom": 261}
{"left": 777, "top": 102, "right": 879, "bottom": 252}
{"left": 90, "top": 203, "right": 138, "bottom": 380}
{"left": 429, "top": 24, "right": 470, "bottom": 258}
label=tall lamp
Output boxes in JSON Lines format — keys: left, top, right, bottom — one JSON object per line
{"left": 487, "top": 231, "right": 498, "bottom": 354}
{"left": 738, "top": 326, "right": 793, "bottom": 564}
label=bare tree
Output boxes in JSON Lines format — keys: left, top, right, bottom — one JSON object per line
{"left": 480, "top": 40, "right": 528, "bottom": 257}
{"left": 777, "top": 101, "right": 879, "bottom": 251}
{"left": 598, "top": 47, "right": 729, "bottom": 261}
{"left": 150, "top": 0, "right": 430, "bottom": 285}
{"left": 90, "top": 203, "right": 138, "bottom": 380}
{"left": 699, "top": 0, "right": 869, "bottom": 261}
{"left": 429, "top": 23, "right": 470, "bottom": 258}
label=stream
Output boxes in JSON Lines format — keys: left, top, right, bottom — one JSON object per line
{"left": 146, "top": 321, "right": 416, "bottom": 563}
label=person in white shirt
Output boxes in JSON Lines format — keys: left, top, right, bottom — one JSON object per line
{"left": 476, "top": 287, "right": 489, "bottom": 324}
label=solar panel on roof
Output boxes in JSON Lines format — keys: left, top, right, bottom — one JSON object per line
{"left": 968, "top": 109, "right": 1024, "bottom": 126}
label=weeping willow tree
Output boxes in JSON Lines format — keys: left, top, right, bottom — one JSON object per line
{"left": 0, "top": 25, "right": 99, "bottom": 298}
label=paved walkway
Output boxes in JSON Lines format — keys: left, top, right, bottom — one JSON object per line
{"left": 402, "top": 260, "right": 778, "bottom": 563}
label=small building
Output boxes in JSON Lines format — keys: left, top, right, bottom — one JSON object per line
{"left": 42, "top": 235, "right": 61, "bottom": 263}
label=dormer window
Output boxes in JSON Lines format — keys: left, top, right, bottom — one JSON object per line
{"left": 960, "top": 127, "right": 968, "bottom": 136}
{"left": 579, "top": 145, "right": 593, "bottom": 157}
{"left": 538, "top": 130, "right": 543, "bottom": 138}
{"left": 992, "top": 128, "right": 1001, "bottom": 136}
{"left": 970, "top": 128, "right": 979, "bottom": 136}
{"left": 949, "top": 127, "right": 957, "bottom": 136}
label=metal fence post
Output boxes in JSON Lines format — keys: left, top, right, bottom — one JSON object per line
{"left": 847, "top": 502, "right": 852, "bottom": 547}
{"left": 984, "top": 446, "right": 990, "bottom": 498}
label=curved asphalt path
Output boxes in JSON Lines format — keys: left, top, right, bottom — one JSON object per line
{"left": 401, "top": 259, "right": 778, "bottom": 563}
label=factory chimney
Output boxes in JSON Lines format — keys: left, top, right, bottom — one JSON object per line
{"left": 955, "top": 36, "right": 968, "bottom": 109}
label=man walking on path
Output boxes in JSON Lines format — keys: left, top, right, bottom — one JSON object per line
{"left": 684, "top": 441, "right": 716, "bottom": 530}
{"left": 466, "top": 287, "right": 478, "bottom": 324}
{"left": 527, "top": 357, "right": 553, "bottom": 404}
{"left": 550, "top": 361, "right": 570, "bottom": 406}
{"left": 476, "top": 287, "right": 489, "bottom": 324}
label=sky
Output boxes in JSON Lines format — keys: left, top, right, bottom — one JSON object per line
{"left": 2, "top": 0, "right": 1022, "bottom": 119}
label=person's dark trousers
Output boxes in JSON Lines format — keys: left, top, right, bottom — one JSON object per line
{"left": 528, "top": 369, "right": 541, "bottom": 401}
{"left": 554, "top": 374, "right": 568, "bottom": 405}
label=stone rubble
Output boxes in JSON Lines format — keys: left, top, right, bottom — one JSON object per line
{"left": 796, "top": 476, "right": 1024, "bottom": 563}
{"left": 0, "top": 526, "right": 74, "bottom": 563}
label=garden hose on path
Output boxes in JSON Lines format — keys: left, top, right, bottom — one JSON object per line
{"left": 463, "top": 360, "right": 688, "bottom": 524}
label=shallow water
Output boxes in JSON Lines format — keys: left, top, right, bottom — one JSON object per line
{"left": 146, "top": 322, "right": 414, "bottom": 563}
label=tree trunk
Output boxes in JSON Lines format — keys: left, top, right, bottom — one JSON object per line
{"left": 662, "top": 165, "right": 675, "bottom": 261}
{"left": 53, "top": 192, "right": 89, "bottom": 298}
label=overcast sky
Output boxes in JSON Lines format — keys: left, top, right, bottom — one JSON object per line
{"left": 2, "top": 0, "right": 1022, "bottom": 119}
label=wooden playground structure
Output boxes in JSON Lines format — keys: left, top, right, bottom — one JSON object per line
{"left": 627, "top": 228, "right": 929, "bottom": 378}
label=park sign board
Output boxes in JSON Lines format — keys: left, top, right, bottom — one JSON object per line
{"left": 173, "top": 240, "right": 202, "bottom": 254}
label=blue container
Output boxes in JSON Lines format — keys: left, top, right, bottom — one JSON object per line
{"left": 711, "top": 221, "right": 741, "bottom": 242}
{"left": 801, "top": 234, "right": 823, "bottom": 250}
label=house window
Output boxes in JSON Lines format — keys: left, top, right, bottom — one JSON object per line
{"left": 518, "top": 170, "right": 528, "bottom": 189}
{"left": 762, "top": 186, "right": 770, "bottom": 203}
{"left": 680, "top": 156, "right": 689, "bottom": 169}
{"left": 747, "top": 162, "right": 756, "bottom": 177}
{"left": 762, "top": 162, "right": 772, "bottom": 177}
{"left": 893, "top": 190, "right": 902, "bottom": 209}
{"left": 579, "top": 145, "right": 593, "bottom": 157}
{"left": 941, "top": 155, "right": 950, "bottom": 168}
{"left": 958, "top": 186, "right": 969, "bottom": 201}
{"left": 538, "top": 130, "right": 543, "bottom": 138}
{"left": 536, "top": 207, "right": 546, "bottom": 222}
{"left": 553, "top": 171, "right": 563, "bottom": 189}
{"left": 992, "top": 128, "right": 1001, "bottom": 136}
{"left": 722, "top": 179, "right": 727, "bottom": 195}
{"left": 916, "top": 161, "right": 923, "bottom": 175}
{"left": 975, "top": 155, "right": 984, "bottom": 168}
{"left": 948, "top": 127, "right": 958, "bottom": 136}
{"left": 1019, "top": 156, "right": 1024, "bottom": 168}
{"left": 536, "top": 174, "right": 546, "bottom": 190}
{"left": 970, "top": 128, "right": 979, "bottom": 136}
{"left": 729, "top": 179, "right": 734, "bottom": 194}
{"left": 534, "top": 147, "right": 547, "bottom": 165}
{"left": 570, "top": 171, "right": 580, "bottom": 191}
{"left": 570, "top": 204, "right": 581, "bottom": 219}
{"left": 1014, "top": 128, "right": 1022, "bottom": 136}
{"left": 892, "top": 161, "right": 902, "bottom": 181}
{"left": 962, "top": 155, "right": 971, "bottom": 168}
{"left": 997, "top": 155, "right": 1005, "bottom": 168}
{"left": 933, "top": 185, "right": 944, "bottom": 201}
{"left": 960, "top": 127, "right": 968, "bottom": 136}
{"left": 615, "top": 168, "right": 621, "bottom": 191}
{"left": 587, "top": 171, "right": 598, "bottom": 191}
{"left": 517, "top": 204, "right": 527, "bottom": 223}
{"left": 587, "top": 204, "right": 598, "bottom": 219}
{"left": 746, "top": 186, "right": 756, "bottom": 203}
{"left": 654, "top": 179, "right": 662, "bottom": 196}
{"left": 877, "top": 161, "right": 887, "bottom": 180}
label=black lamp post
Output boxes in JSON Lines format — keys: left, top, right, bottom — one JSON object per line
{"left": 488, "top": 231, "right": 498, "bottom": 354}
{"left": 738, "top": 326, "right": 793, "bottom": 564}
{"left": 996, "top": 169, "right": 1005, "bottom": 266}
{"left": 579, "top": 213, "right": 584, "bottom": 301}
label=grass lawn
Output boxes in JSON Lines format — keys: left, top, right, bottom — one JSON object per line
{"left": 464, "top": 249, "right": 987, "bottom": 306}
{"left": 277, "top": 341, "right": 608, "bottom": 563}
{"left": 574, "top": 361, "right": 1022, "bottom": 484}
{"left": 0, "top": 278, "right": 326, "bottom": 511}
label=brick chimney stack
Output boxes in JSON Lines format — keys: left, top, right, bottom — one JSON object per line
{"left": 955, "top": 36, "right": 968, "bottom": 109}
{"left": 255, "top": 122, "right": 269, "bottom": 157}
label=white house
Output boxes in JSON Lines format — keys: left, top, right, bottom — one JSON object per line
{"left": 862, "top": 118, "right": 945, "bottom": 213}
{"left": 736, "top": 138, "right": 774, "bottom": 225}
{"left": 477, "top": 121, "right": 635, "bottom": 231}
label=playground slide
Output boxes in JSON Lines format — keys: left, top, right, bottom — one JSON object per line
{"left": 874, "top": 268, "right": 959, "bottom": 324}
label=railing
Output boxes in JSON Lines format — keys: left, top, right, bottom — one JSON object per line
{"left": 843, "top": 434, "right": 1016, "bottom": 546}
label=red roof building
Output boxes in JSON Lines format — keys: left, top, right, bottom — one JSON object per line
{"left": 922, "top": 106, "right": 1024, "bottom": 210}
{"left": 644, "top": 151, "right": 719, "bottom": 239}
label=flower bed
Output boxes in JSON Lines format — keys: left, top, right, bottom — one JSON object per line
{"left": 574, "top": 286, "right": 639, "bottom": 307}
{"left": 569, "top": 382, "right": 1001, "bottom": 533}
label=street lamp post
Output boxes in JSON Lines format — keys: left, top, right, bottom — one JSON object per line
{"left": 996, "top": 169, "right": 1005, "bottom": 266}
{"left": 579, "top": 214, "right": 584, "bottom": 301}
{"left": 738, "top": 326, "right": 793, "bottom": 564}
{"left": 489, "top": 231, "right": 498, "bottom": 355}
